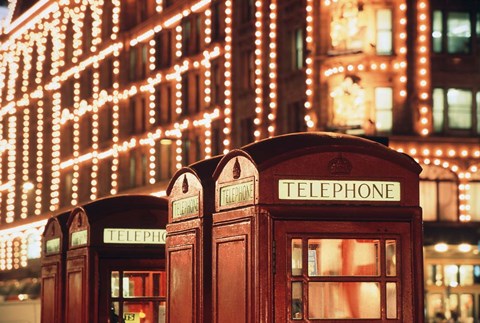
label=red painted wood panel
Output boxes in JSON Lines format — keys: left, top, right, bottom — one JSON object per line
{"left": 169, "top": 246, "right": 194, "bottom": 323}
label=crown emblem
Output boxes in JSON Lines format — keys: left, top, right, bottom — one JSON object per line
{"left": 328, "top": 153, "right": 352, "bottom": 175}
{"left": 233, "top": 157, "right": 241, "bottom": 179}
{"left": 182, "top": 174, "right": 189, "bottom": 193}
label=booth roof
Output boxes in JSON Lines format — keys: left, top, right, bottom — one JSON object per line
{"left": 239, "top": 132, "right": 422, "bottom": 174}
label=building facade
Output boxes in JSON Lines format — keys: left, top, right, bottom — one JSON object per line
{"left": 0, "top": 0, "right": 479, "bottom": 321}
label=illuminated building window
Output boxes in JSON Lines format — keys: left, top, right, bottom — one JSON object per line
{"left": 155, "top": 140, "right": 173, "bottom": 181}
{"left": 470, "top": 181, "right": 480, "bottom": 221}
{"left": 83, "top": 7, "right": 93, "bottom": 54}
{"left": 100, "top": 57, "right": 114, "bottom": 90}
{"left": 182, "top": 133, "right": 191, "bottom": 166}
{"left": 129, "top": 153, "right": 136, "bottom": 189}
{"left": 26, "top": 233, "right": 41, "bottom": 260}
{"left": 61, "top": 123, "right": 74, "bottom": 158}
{"left": 181, "top": 73, "right": 190, "bottom": 116}
{"left": 211, "top": 58, "right": 224, "bottom": 106}
{"left": 154, "top": 30, "right": 172, "bottom": 69}
{"left": 240, "top": 117, "right": 254, "bottom": 146}
{"left": 420, "top": 165, "right": 458, "bottom": 222}
{"left": 194, "top": 73, "right": 201, "bottom": 113}
{"left": 240, "top": 0, "right": 255, "bottom": 24}
{"left": 293, "top": 27, "right": 305, "bottom": 70}
{"left": 374, "top": 87, "right": 393, "bottom": 133}
{"left": 285, "top": 101, "right": 306, "bottom": 133}
{"left": 241, "top": 49, "right": 255, "bottom": 91}
{"left": 80, "top": 116, "right": 93, "bottom": 152}
{"left": 80, "top": 68, "right": 94, "bottom": 100}
{"left": 121, "top": 0, "right": 154, "bottom": 31}
{"left": 99, "top": 105, "right": 113, "bottom": 143}
{"left": 155, "top": 84, "right": 173, "bottom": 125}
{"left": 432, "top": 10, "right": 472, "bottom": 54}
{"left": 61, "top": 172, "right": 73, "bottom": 208}
{"left": 211, "top": 121, "right": 223, "bottom": 156}
{"left": 433, "top": 88, "right": 473, "bottom": 133}
{"left": 102, "top": 1, "right": 114, "bottom": 40}
{"left": 211, "top": 0, "right": 226, "bottom": 42}
{"left": 128, "top": 44, "right": 147, "bottom": 83}
{"left": 98, "top": 160, "right": 112, "bottom": 197}
{"left": 376, "top": 9, "right": 392, "bottom": 55}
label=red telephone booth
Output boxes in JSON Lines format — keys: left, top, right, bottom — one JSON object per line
{"left": 64, "top": 195, "right": 168, "bottom": 323}
{"left": 41, "top": 210, "right": 70, "bottom": 323}
{"left": 166, "top": 156, "right": 222, "bottom": 323}
{"left": 212, "top": 133, "right": 424, "bottom": 322}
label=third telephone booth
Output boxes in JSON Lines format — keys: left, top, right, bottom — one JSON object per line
{"left": 212, "top": 133, "right": 424, "bottom": 322}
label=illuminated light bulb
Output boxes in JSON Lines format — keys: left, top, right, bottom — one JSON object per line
{"left": 434, "top": 243, "right": 448, "bottom": 253}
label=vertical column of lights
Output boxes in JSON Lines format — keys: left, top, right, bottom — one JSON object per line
{"left": 267, "top": 0, "right": 277, "bottom": 137}
{"left": 459, "top": 172, "right": 471, "bottom": 221}
{"left": 35, "top": 29, "right": 48, "bottom": 215}
{"left": 20, "top": 235, "right": 27, "bottom": 268}
{"left": 396, "top": 3, "right": 408, "bottom": 106}
{"left": 49, "top": 14, "right": 64, "bottom": 210}
{"left": 70, "top": 8, "right": 83, "bottom": 206}
{"left": 6, "top": 49, "right": 19, "bottom": 222}
{"left": 0, "top": 239, "right": 5, "bottom": 270}
{"left": 223, "top": 0, "right": 233, "bottom": 153}
{"left": 0, "top": 118, "right": 3, "bottom": 220}
{"left": 90, "top": 61, "right": 100, "bottom": 200}
{"left": 417, "top": 0, "right": 430, "bottom": 136}
{"left": 20, "top": 43, "right": 33, "bottom": 219}
{"left": 20, "top": 103, "right": 30, "bottom": 218}
{"left": 89, "top": 3, "right": 102, "bottom": 201}
{"left": 203, "top": 8, "right": 212, "bottom": 158}
{"left": 174, "top": 25, "right": 183, "bottom": 168}
{"left": 148, "top": 38, "right": 157, "bottom": 184}
{"left": 6, "top": 240, "right": 12, "bottom": 270}
{"left": 0, "top": 57, "right": 4, "bottom": 219}
{"left": 110, "top": 0, "right": 121, "bottom": 195}
{"left": 304, "top": 0, "right": 315, "bottom": 129}
{"left": 253, "top": 0, "right": 264, "bottom": 141}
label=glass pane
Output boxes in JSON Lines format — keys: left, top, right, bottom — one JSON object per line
{"left": 375, "top": 87, "right": 393, "bottom": 132}
{"left": 432, "top": 88, "right": 444, "bottom": 133}
{"left": 420, "top": 181, "right": 437, "bottom": 221}
{"left": 291, "top": 282, "right": 303, "bottom": 320}
{"left": 426, "top": 264, "right": 434, "bottom": 286}
{"left": 438, "top": 182, "right": 458, "bottom": 221}
{"left": 470, "top": 182, "right": 480, "bottom": 221}
{"left": 435, "top": 265, "right": 444, "bottom": 286}
{"left": 447, "top": 89, "right": 473, "bottom": 129}
{"left": 386, "top": 240, "right": 396, "bottom": 276}
{"left": 432, "top": 11, "right": 443, "bottom": 53}
{"left": 111, "top": 271, "right": 120, "bottom": 297}
{"left": 375, "top": 110, "right": 392, "bottom": 132}
{"left": 427, "top": 293, "right": 444, "bottom": 320}
{"left": 460, "top": 294, "right": 474, "bottom": 319}
{"left": 448, "top": 294, "right": 459, "bottom": 313}
{"left": 308, "top": 282, "right": 380, "bottom": 319}
{"left": 110, "top": 302, "right": 120, "bottom": 323}
{"left": 447, "top": 12, "right": 471, "bottom": 54}
{"left": 123, "top": 271, "right": 166, "bottom": 297}
{"left": 376, "top": 31, "right": 392, "bottom": 54}
{"left": 459, "top": 265, "right": 474, "bottom": 286}
{"left": 386, "top": 282, "right": 397, "bottom": 319}
{"left": 291, "top": 239, "right": 302, "bottom": 276}
{"left": 123, "top": 302, "right": 156, "bottom": 323}
{"left": 308, "top": 239, "right": 379, "bottom": 276}
{"left": 444, "top": 265, "right": 459, "bottom": 287}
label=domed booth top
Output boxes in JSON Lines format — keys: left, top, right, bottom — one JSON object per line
{"left": 166, "top": 155, "right": 223, "bottom": 323}
{"left": 64, "top": 195, "right": 168, "bottom": 323}
{"left": 41, "top": 210, "right": 70, "bottom": 323}
{"left": 211, "top": 132, "right": 424, "bottom": 323}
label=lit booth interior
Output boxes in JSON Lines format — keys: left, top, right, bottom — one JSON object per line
{"left": 64, "top": 195, "right": 168, "bottom": 323}
{"left": 166, "top": 155, "right": 222, "bottom": 323}
{"left": 211, "top": 133, "right": 424, "bottom": 322}
{"left": 41, "top": 210, "right": 70, "bottom": 323}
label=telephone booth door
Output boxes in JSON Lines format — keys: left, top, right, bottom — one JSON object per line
{"left": 98, "top": 259, "right": 167, "bottom": 323}
{"left": 274, "top": 218, "right": 416, "bottom": 322}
